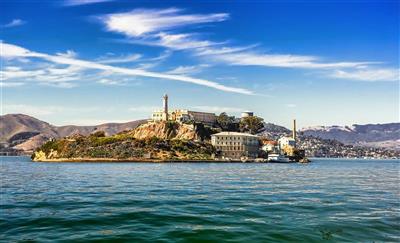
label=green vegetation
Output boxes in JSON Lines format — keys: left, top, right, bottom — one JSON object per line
{"left": 239, "top": 116, "right": 264, "bottom": 134}
{"left": 216, "top": 112, "right": 264, "bottom": 134}
{"left": 216, "top": 112, "right": 238, "bottom": 131}
{"left": 32, "top": 128, "right": 215, "bottom": 161}
{"left": 194, "top": 122, "right": 219, "bottom": 141}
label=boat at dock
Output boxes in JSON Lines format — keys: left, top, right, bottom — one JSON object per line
{"left": 267, "top": 153, "right": 292, "bottom": 163}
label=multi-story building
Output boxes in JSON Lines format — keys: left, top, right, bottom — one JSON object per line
{"left": 211, "top": 132, "right": 260, "bottom": 159}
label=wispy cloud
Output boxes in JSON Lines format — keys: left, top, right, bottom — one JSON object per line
{"left": 166, "top": 64, "right": 209, "bottom": 75}
{"left": 1, "top": 19, "right": 26, "bottom": 28}
{"left": 56, "top": 50, "right": 77, "bottom": 58}
{"left": 97, "top": 53, "right": 142, "bottom": 64}
{"left": 328, "top": 68, "right": 399, "bottom": 82}
{"left": 1, "top": 64, "right": 85, "bottom": 88}
{"left": 97, "top": 78, "right": 123, "bottom": 85}
{"left": 126, "top": 33, "right": 224, "bottom": 50}
{"left": 100, "top": 8, "right": 227, "bottom": 50}
{"left": 1, "top": 42, "right": 253, "bottom": 94}
{"left": 100, "top": 8, "right": 229, "bottom": 37}
{"left": 99, "top": 7, "right": 395, "bottom": 79}
{"left": 196, "top": 47, "right": 374, "bottom": 69}
{"left": 63, "top": 0, "right": 114, "bottom": 7}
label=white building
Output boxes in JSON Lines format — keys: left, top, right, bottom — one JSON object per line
{"left": 278, "top": 137, "right": 296, "bottom": 149}
{"left": 211, "top": 132, "right": 259, "bottom": 159}
{"left": 241, "top": 111, "right": 254, "bottom": 118}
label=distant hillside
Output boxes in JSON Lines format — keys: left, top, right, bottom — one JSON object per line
{"left": 257, "top": 122, "right": 291, "bottom": 140}
{"left": 0, "top": 114, "right": 146, "bottom": 153}
{"left": 1, "top": 114, "right": 58, "bottom": 143}
{"left": 300, "top": 123, "right": 400, "bottom": 150}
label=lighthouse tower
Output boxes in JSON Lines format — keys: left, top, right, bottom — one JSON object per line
{"left": 162, "top": 94, "right": 169, "bottom": 121}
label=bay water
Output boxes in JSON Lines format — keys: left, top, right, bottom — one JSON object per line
{"left": 1, "top": 157, "right": 399, "bottom": 242}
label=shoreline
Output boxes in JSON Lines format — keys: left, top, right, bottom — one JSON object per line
{"left": 32, "top": 157, "right": 314, "bottom": 163}
{"left": 32, "top": 157, "right": 250, "bottom": 163}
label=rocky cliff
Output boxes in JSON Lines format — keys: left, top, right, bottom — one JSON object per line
{"left": 128, "top": 121, "right": 198, "bottom": 140}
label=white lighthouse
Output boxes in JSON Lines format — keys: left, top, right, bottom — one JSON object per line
{"left": 162, "top": 94, "right": 168, "bottom": 121}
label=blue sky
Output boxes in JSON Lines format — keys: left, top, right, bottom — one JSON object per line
{"left": 1, "top": 0, "right": 398, "bottom": 128}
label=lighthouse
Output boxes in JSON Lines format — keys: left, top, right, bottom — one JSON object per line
{"left": 162, "top": 94, "right": 168, "bottom": 121}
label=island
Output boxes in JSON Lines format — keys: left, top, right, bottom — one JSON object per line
{"left": 32, "top": 121, "right": 217, "bottom": 162}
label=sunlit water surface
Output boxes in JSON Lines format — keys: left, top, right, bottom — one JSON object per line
{"left": 1, "top": 157, "right": 399, "bottom": 242}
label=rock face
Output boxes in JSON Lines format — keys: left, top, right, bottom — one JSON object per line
{"left": 129, "top": 122, "right": 197, "bottom": 140}
{"left": 301, "top": 123, "right": 400, "bottom": 150}
{"left": 0, "top": 114, "right": 146, "bottom": 153}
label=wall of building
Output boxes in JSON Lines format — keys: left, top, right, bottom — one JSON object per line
{"left": 211, "top": 133, "right": 259, "bottom": 159}
{"left": 152, "top": 109, "right": 216, "bottom": 124}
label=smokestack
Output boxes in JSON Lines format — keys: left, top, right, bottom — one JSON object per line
{"left": 292, "top": 119, "right": 296, "bottom": 140}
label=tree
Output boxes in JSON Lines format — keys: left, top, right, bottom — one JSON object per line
{"left": 216, "top": 112, "right": 238, "bottom": 131}
{"left": 239, "top": 116, "right": 264, "bottom": 134}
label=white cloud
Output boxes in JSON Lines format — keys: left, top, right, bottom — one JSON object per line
{"left": 99, "top": 8, "right": 389, "bottom": 72}
{"left": 97, "top": 78, "right": 123, "bottom": 85}
{"left": 2, "top": 19, "right": 26, "bottom": 28}
{"left": 97, "top": 53, "right": 142, "bottom": 64}
{"left": 63, "top": 0, "right": 114, "bottom": 6}
{"left": 195, "top": 47, "right": 374, "bottom": 69}
{"left": 166, "top": 64, "right": 208, "bottom": 75}
{"left": 329, "top": 68, "right": 399, "bottom": 82}
{"left": 152, "top": 33, "right": 222, "bottom": 50}
{"left": 1, "top": 63, "right": 85, "bottom": 88}
{"left": 56, "top": 50, "right": 78, "bottom": 58}
{"left": 100, "top": 8, "right": 228, "bottom": 37}
{"left": 0, "top": 42, "right": 32, "bottom": 57}
{"left": 0, "top": 42, "right": 253, "bottom": 94}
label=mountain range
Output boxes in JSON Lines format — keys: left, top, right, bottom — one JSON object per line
{"left": 1, "top": 114, "right": 146, "bottom": 153}
{"left": 300, "top": 124, "right": 400, "bottom": 150}
{"left": 1, "top": 113, "right": 399, "bottom": 154}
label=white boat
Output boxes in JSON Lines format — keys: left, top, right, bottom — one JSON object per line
{"left": 267, "top": 153, "right": 291, "bottom": 163}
